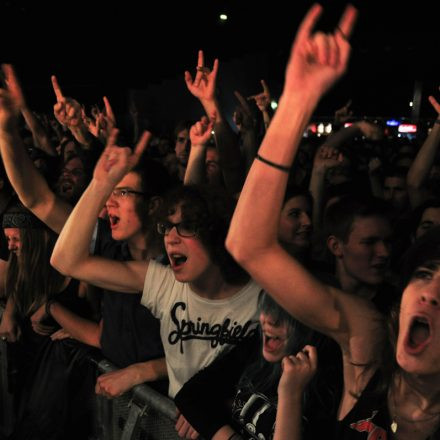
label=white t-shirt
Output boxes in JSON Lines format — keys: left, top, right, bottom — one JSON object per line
{"left": 141, "top": 260, "right": 260, "bottom": 398}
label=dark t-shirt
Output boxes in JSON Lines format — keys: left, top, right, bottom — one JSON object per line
{"left": 94, "top": 219, "right": 164, "bottom": 368}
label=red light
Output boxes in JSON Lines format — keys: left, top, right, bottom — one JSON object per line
{"left": 398, "top": 124, "right": 417, "bottom": 133}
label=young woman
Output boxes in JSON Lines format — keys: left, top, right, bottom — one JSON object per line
{"left": 227, "top": 4, "right": 440, "bottom": 439}
{"left": 174, "top": 291, "right": 336, "bottom": 440}
{"left": 0, "top": 203, "right": 96, "bottom": 440}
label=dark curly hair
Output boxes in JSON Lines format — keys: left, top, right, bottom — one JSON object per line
{"left": 157, "top": 184, "right": 249, "bottom": 285}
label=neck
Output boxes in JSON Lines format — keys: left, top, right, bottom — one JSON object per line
{"left": 397, "top": 371, "right": 440, "bottom": 412}
{"left": 190, "top": 265, "right": 247, "bottom": 300}
{"left": 127, "top": 232, "right": 156, "bottom": 261}
{"left": 336, "top": 264, "right": 376, "bottom": 300}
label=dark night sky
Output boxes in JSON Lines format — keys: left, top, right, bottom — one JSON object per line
{"left": 1, "top": 0, "right": 438, "bottom": 124}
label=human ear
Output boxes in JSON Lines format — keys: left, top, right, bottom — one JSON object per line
{"left": 327, "top": 235, "right": 343, "bottom": 258}
{"left": 148, "top": 196, "right": 162, "bottom": 215}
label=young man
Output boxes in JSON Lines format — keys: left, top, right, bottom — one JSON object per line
{"left": 323, "top": 195, "right": 397, "bottom": 311}
{"left": 0, "top": 68, "right": 168, "bottom": 397}
{"left": 51, "top": 130, "right": 260, "bottom": 398}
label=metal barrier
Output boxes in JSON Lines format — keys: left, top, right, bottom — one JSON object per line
{"left": 93, "top": 359, "right": 183, "bottom": 440}
{"left": 0, "top": 305, "right": 188, "bottom": 440}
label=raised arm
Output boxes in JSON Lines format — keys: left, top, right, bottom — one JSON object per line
{"left": 51, "top": 130, "right": 149, "bottom": 292}
{"left": 0, "top": 67, "right": 72, "bottom": 233}
{"left": 185, "top": 50, "right": 244, "bottom": 194}
{"left": 3, "top": 64, "right": 56, "bottom": 156}
{"left": 406, "top": 92, "right": 440, "bottom": 208}
{"left": 308, "top": 144, "right": 344, "bottom": 229}
{"left": 248, "top": 79, "right": 273, "bottom": 132}
{"left": 226, "top": 5, "right": 365, "bottom": 341}
{"left": 234, "top": 90, "right": 258, "bottom": 173}
{"left": 51, "top": 75, "right": 95, "bottom": 149}
{"left": 184, "top": 116, "right": 214, "bottom": 185}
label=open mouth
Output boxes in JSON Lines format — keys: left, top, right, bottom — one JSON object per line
{"left": 169, "top": 253, "right": 188, "bottom": 269}
{"left": 406, "top": 316, "right": 432, "bottom": 354}
{"left": 109, "top": 215, "right": 120, "bottom": 228}
{"left": 263, "top": 333, "right": 284, "bottom": 353}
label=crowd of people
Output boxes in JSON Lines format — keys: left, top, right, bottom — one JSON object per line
{"left": 1, "top": 4, "right": 440, "bottom": 440}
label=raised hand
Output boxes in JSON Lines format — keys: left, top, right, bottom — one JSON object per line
{"left": 334, "top": 99, "right": 353, "bottom": 124}
{"left": 93, "top": 129, "right": 150, "bottom": 187}
{"left": 2, "top": 64, "right": 26, "bottom": 110}
{"left": 313, "top": 144, "right": 344, "bottom": 171}
{"left": 189, "top": 116, "right": 214, "bottom": 146}
{"left": 184, "top": 50, "right": 219, "bottom": 103}
{"left": 277, "top": 345, "right": 317, "bottom": 398}
{"left": 248, "top": 79, "right": 271, "bottom": 113}
{"left": 52, "top": 75, "right": 83, "bottom": 128}
{"left": 283, "top": 4, "right": 357, "bottom": 99}
{"left": 233, "top": 90, "right": 256, "bottom": 132}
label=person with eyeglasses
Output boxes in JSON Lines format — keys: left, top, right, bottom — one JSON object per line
{"left": 51, "top": 129, "right": 261, "bottom": 402}
{"left": 0, "top": 71, "right": 171, "bottom": 403}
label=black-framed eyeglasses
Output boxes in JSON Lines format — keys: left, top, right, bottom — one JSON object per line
{"left": 111, "top": 188, "right": 145, "bottom": 198}
{"left": 157, "top": 221, "right": 198, "bottom": 237}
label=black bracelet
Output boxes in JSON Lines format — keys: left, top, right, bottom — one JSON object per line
{"left": 256, "top": 154, "right": 290, "bottom": 173}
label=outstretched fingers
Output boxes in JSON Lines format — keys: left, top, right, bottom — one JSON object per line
{"left": 51, "top": 75, "right": 65, "bottom": 102}
{"left": 295, "top": 3, "right": 323, "bottom": 45}
{"left": 336, "top": 4, "right": 358, "bottom": 41}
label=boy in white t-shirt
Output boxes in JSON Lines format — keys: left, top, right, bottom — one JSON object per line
{"left": 51, "top": 131, "right": 260, "bottom": 398}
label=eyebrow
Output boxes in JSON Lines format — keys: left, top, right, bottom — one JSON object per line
{"left": 419, "top": 261, "right": 440, "bottom": 271}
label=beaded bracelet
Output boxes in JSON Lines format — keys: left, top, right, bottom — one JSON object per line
{"left": 255, "top": 154, "right": 290, "bottom": 173}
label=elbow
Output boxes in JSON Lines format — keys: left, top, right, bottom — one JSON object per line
{"left": 50, "top": 251, "right": 72, "bottom": 276}
{"left": 225, "top": 233, "right": 252, "bottom": 268}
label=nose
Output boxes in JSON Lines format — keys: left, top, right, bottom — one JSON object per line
{"left": 7, "top": 241, "right": 16, "bottom": 252}
{"left": 164, "top": 226, "right": 181, "bottom": 244}
{"left": 106, "top": 193, "right": 118, "bottom": 208}
{"left": 300, "top": 212, "right": 312, "bottom": 228}
{"left": 420, "top": 278, "right": 440, "bottom": 307}
{"left": 375, "top": 241, "right": 391, "bottom": 258}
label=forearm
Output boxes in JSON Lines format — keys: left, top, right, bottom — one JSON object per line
{"left": 227, "top": 93, "right": 316, "bottom": 260}
{"left": 131, "top": 358, "right": 168, "bottom": 384}
{"left": 21, "top": 108, "right": 57, "bottom": 156}
{"left": 214, "top": 122, "right": 244, "bottom": 194}
{"left": 322, "top": 123, "right": 360, "bottom": 149}
{"left": 0, "top": 125, "right": 54, "bottom": 209}
{"left": 407, "top": 123, "right": 440, "bottom": 188}
{"left": 184, "top": 144, "right": 207, "bottom": 185}
{"left": 48, "top": 301, "right": 101, "bottom": 347}
{"left": 51, "top": 179, "right": 110, "bottom": 275}
{"left": 69, "top": 125, "right": 94, "bottom": 149}
{"left": 274, "top": 394, "right": 302, "bottom": 440}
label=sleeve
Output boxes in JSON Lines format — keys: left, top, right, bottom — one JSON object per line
{"left": 174, "top": 331, "right": 260, "bottom": 439}
{"left": 141, "top": 260, "right": 177, "bottom": 319}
